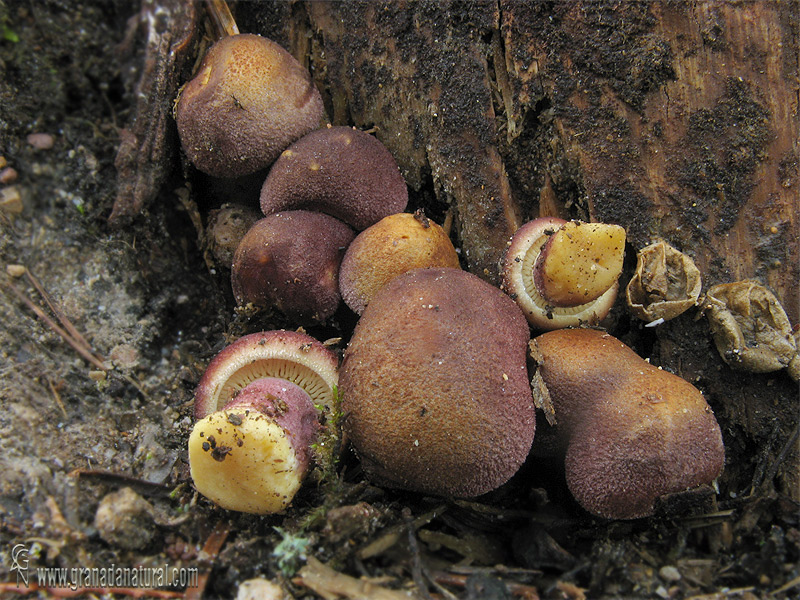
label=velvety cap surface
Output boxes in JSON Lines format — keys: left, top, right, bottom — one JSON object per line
{"left": 341, "top": 267, "right": 535, "bottom": 497}
{"left": 176, "top": 34, "right": 323, "bottom": 177}
{"left": 260, "top": 126, "right": 408, "bottom": 230}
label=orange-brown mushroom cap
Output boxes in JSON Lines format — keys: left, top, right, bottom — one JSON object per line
{"left": 194, "top": 330, "right": 339, "bottom": 422}
{"left": 529, "top": 328, "right": 725, "bottom": 519}
{"left": 340, "top": 267, "right": 535, "bottom": 498}
{"left": 175, "top": 34, "right": 323, "bottom": 178}
{"left": 338, "top": 212, "right": 461, "bottom": 314}
{"left": 259, "top": 126, "right": 408, "bottom": 230}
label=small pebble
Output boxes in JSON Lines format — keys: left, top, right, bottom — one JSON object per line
{"left": 659, "top": 565, "right": 682, "bottom": 582}
{"left": 0, "top": 167, "right": 15, "bottom": 184}
{"left": 6, "top": 264, "right": 26, "bottom": 278}
{"left": 94, "top": 487, "right": 155, "bottom": 550}
{"left": 27, "top": 133, "right": 55, "bottom": 150}
{"left": 110, "top": 344, "right": 139, "bottom": 370}
{"left": 88, "top": 370, "right": 107, "bottom": 381}
{"left": 655, "top": 585, "right": 670, "bottom": 599}
{"left": 235, "top": 578, "right": 285, "bottom": 600}
{"left": 0, "top": 186, "right": 23, "bottom": 214}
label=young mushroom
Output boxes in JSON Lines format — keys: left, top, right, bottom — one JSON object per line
{"left": 529, "top": 328, "right": 725, "bottom": 519}
{"left": 338, "top": 211, "right": 460, "bottom": 315}
{"left": 189, "top": 377, "right": 319, "bottom": 514}
{"left": 340, "top": 267, "right": 536, "bottom": 498}
{"left": 205, "top": 203, "right": 261, "bottom": 268}
{"left": 260, "top": 126, "right": 408, "bottom": 230}
{"left": 231, "top": 211, "right": 355, "bottom": 322}
{"left": 175, "top": 34, "right": 323, "bottom": 177}
{"left": 502, "top": 218, "right": 626, "bottom": 330}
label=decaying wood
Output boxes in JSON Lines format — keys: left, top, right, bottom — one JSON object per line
{"left": 305, "top": 2, "right": 523, "bottom": 282}
{"left": 502, "top": 1, "right": 798, "bottom": 317}
{"left": 298, "top": 1, "right": 798, "bottom": 312}
{"left": 109, "top": 0, "right": 197, "bottom": 226}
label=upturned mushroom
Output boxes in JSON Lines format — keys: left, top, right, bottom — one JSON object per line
{"left": 231, "top": 211, "right": 354, "bottom": 322}
{"left": 175, "top": 34, "right": 323, "bottom": 178}
{"left": 189, "top": 377, "right": 320, "bottom": 514}
{"left": 338, "top": 211, "right": 460, "bottom": 315}
{"left": 260, "top": 126, "right": 408, "bottom": 230}
{"left": 193, "top": 330, "right": 339, "bottom": 421}
{"left": 189, "top": 330, "right": 340, "bottom": 514}
{"left": 502, "top": 218, "right": 626, "bottom": 330}
{"left": 340, "top": 267, "right": 536, "bottom": 498}
{"left": 529, "top": 328, "right": 725, "bottom": 519}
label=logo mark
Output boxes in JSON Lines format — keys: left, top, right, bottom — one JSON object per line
{"left": 10, "top": 544, "right": 29, "bottom": 587}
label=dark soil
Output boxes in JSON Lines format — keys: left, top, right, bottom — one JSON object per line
{"left": 0, "top": 2, "right": 797, "bottom": 600}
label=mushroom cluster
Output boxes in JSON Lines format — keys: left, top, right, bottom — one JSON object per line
{"left": 176, "top": 25, "right": 746, "bottom": 522}
{"left": 232, "top": 125, "right": 410, "bottom": 321}
{"left": 178, "top": 31, "right": 470, "bottom": 512}
{"left": 176, "top": 32, "right": 419, "bottom": 322}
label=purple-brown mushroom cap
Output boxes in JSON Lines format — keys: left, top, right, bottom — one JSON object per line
{"left": 231, "top": 211, "right": 355, "bottom": 322}
{"left": 340, "top": 267, "right": 535, "bottom": 498}
{"left": 176, "top": 34, "right": 323, "bottom": 178}
{"left": 529, "top": 328, "right": 725, "bottom": 519}
{"left": 259, "top": 126, "right": 408, "bottom": 230}
{"left": 194, "top": 330, "right": 339, "bottom": 421}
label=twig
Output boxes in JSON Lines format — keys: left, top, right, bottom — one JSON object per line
{"left": 184, "top": 520, "right": 231, "bottom": 600}
{"left": 357, "top": 506, "right": 447, "bottom": 560}
{"left": 4, "top": 278, "right": 107, "bottom": 371}
{"left": 205, "top": 0, "right": 239, "bottom": 38}
{"left": 294, "top": 556, "right": 416, "bottom": 600}
{"left": 762, "top": 421, "right": 800, "bottom": 491}
{"left": 4, "top": 268, "right": 150, "bottom": 400}
{"left": 26, "top": 269, "right": 96, "bottom": 361}
{"left": 70, "top": 468, "right": 173, "bottom": 498}
{"left": 402, "top": 508, "right": 435, "bottom": 600}
{"left": 770, "top": 575, "right": 800, "bottom": 596}
{"left": 430, "top": 571, "right": 541, "bottom": 599}
{"left": 47, "top": 377, "right": 68, "bottom": 419}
